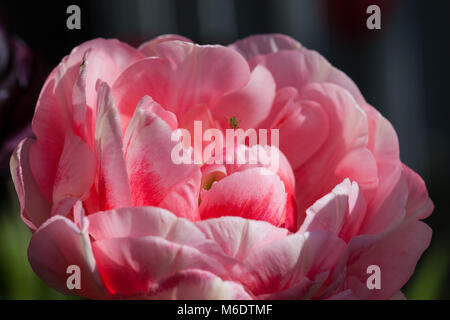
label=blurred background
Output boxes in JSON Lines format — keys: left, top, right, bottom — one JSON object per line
{"left": 0, "top": 0, "right": 448, "bottom": 299}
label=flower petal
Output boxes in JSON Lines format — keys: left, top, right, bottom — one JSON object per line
{"left": 52, "top": 132, "right": 96, "bottom": 214}
{"left": 113, "top": 41, "right": 250, "bottom": 130}
{"left": 10, "top": 138, "right": 51, "bottom": 230}
{"left": 28, "top": 215, "right": 107, "bottom": 299}
{"left": 229, "top": 34, "right": 302, "bottom": 61}
{"left": 147, "top": 269, "right": 252, "bottom": 300}
{"left": 402, "top": 164, "right": 434, "bottom": 220}
{"left": 339, "top": 220, "right": 432, "bottom": 299}
{"left": 230, "top": 231, "right": 346, "bottom": 296}
{"left": 271, "top": 99, "right": 329, "bottom": 170}
{"left": 88, "top": 206, "right": 206, "bottom": 244}
{"left": 138, "top": 34, "right": 192, "bottom": 57}
{"left": 94, "top": 82, "right": 131, "bottom": 210}
{"left": 124, "top": 102, "right": 201, "bottom": 220}
{"left": 249, "top": 47, "right": 365, "bottom": 105}
{"left": 199, "top": 167, "right": 287, "bottom": 227}
{"left": 92, "top": 235, "right": 230, "bottom": 297}
{"left": 211, "top": 65, "right": 276, "bottom": 130}
{"left": 299, "top": 179, "right": 366, "bottom": 240}
{"left": 294, "top": 83, "right": 377, "bottom": 222}
{"left": 197, "top": 216, "right": 289, "bottom": 261}
{"left": 30, "top": 39, "right": 143, "bottom": 200}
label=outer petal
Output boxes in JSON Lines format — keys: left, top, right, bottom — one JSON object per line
{"left": 30, "top": 39, "right": 144, "bottom": 200}
{"left": 138, "top": 34, "right": 192, "bottom": 57}
{"left": 88, "top": 207, "right": 208, "bottom": 245}
{"left": 294, "top": 83, "right": 378, "bottom": 222}
{"left": 92, "top": 235, "right": 230, "bottom": 297}
{"left": 10, "top": 138, "right": 51, "bottom": 230}
{"left": 27, "top": 215, "right": 107, "bottom": 299}
{"left": 248, "top": 46, "right": 365, "bottom": 106}
{"left": 124, "top": 100, "right": 201, "bottom": 220}
{"left": 402, "top": 164, "right": 434, "bottom": 220}
{"left": 327, "top": 289, "right": 359, "bottom": 300}
{"left": 199, "top": 167, "right": 287, "bottom": 227}
{"left": 51, "top": 132, "right": 96, "bottom": 215}
{"left": 360, "top": 162, "right": 407, "bottom": 234}
{"left": 69, "top": 39, "right": 145, "bottom": 113}
{"left": 147, "top": 270, "right": 252, "bottom": 300}
{"left": 197, "top": 216, "right": 289, "bottom": 261}
{"left": 229, "top": 231, "right": 346, "bottom": 296}
{"left": 229, "top": 34, "right": 302, "bottom": 61}
{"left": 339, "top": 220, "right": 432, "bottom": 299}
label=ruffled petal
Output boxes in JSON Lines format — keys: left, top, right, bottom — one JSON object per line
{"left": 294, "top": 83, "right": 377, "bottom": 222}
{"left": 229, "top": 34, "right": 302, "bottom": 61}
{"left": 28, "top": 215, "right": 107, "bottom": 299}
{"left": 138, "top": 34, "right": 192, "bottom": 57}
{"left": 10, "top": 138, "right": 51, "bottom": 230}
{"left": 146, "top": 269, "right": 252, "bottom": 300}
{"left": 402, "top": 164, "right": 434, "bottom": 220}
{"left": 124, "top": 101, "right": 201, "bottom": 220}
{"left": 199, "top": 167, "right": 287, "bottom": 227}
{"left": 211, "top": 65, "right": 276, "bottom": 130}
{"left": 339, "top": 220, "right": 432, "bottom": 299}
{"left": 52, "top": 132, "right": 96, "bottom": 214}
{"left": 113, "top": 41, "right": 250, "bottom": 130}
{"left": 94, "top": 82, "right": 131, "bottom": 210}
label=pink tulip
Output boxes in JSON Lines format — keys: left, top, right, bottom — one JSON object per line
{"left": 10, "top": 34, "right": 433, "bottom": 299}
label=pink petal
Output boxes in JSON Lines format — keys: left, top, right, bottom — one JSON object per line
{"left": 293, "top": 83, "right": 377, "bottom": 221}
{"left": 299, "top": 179, "right": 367, "bottom": 242}
{"left": 326, "top": 289, "right": 359, "bottom": 300}
{"left": 88, "top": 206, "right": 206, "bottom": 244}
{"left": 124, "top": 102, "right": 201, "bottom": 220}
{"left": 359, "top": 162, "right": 407, "bottom": 234}
{"left": 28, "top": 215, "right": 107, "bottom": 299}
{"left": 211, "top": 65, "right": 276, "bottom": 130}
{"left": 30, "top": 39, "right": 143, "bottom": 201}
{"left": 199, "top": 167, "right": 287, "bottom": 227}
{"left": 204, "top": 144, "right": 297, "bottom": 229}
{"left": 10, "top": 138, "right": 51, "bottom": 230}
{"left": 248, "top": 47, "right": 365, "bottom": 106}
{"left": 147, "top": 269, "right": 252, "bottom": 300}
{"left": 52, "top": 132, "right": 96, "bottom": 214}
{"left": 364, "top": 106, "right": 400, "bottom": 164}
{"left": 230, "top": 231, "right": 346, "bottom": 295}
{"left": 138, "top": 34, "right": 192, "bottom": 57}
{"left": 402, "top": 164, "right": 434, "bottom": 220}
{"left": 390, "top": 291, "right": 407, "bottom": 300}
{"left": 229, "top": 34, "right": 302, "bottom": 61}
{"left": 270, "top": 99, "right": 329, "bottom": 170}
{"left": 92, "top": 235, "right": 229, "bottom": 297}
{"left": 113, "top": 41, "right": 250, "bottom": 130}
{"left": 30, "top": 76, "right": 74, "bottom": 201}
{"left": 136, "top": 95, "right": 178, "bottom": 130}
{"left": 196, "top": 216, "right": 289, "bottom": 261}
{"left": 71, "top": 39, "right": 145, "bottom": 114}
{"left": 94, "top": 82, "right": 131, "bottom": 210}
{"left": 340, "top": 220, "right": 432, "bottom": 299}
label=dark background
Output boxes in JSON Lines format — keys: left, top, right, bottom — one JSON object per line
{"left": 0, "top": 0, "right": 448, "bottom": 299}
